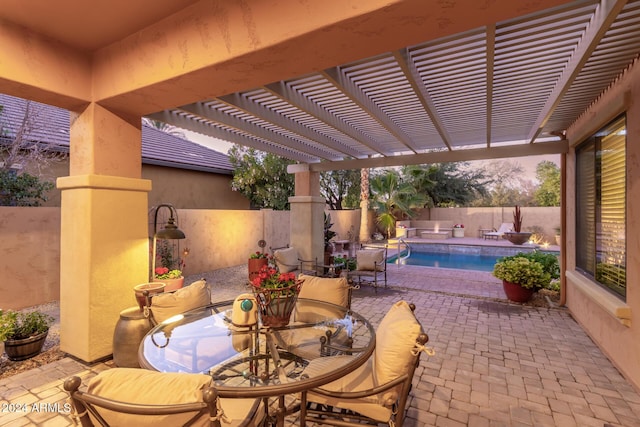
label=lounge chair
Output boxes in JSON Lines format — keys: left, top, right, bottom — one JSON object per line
{"left": 483, "top": 222, "right": 513, "bottom": 240}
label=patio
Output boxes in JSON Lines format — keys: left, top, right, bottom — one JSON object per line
{"left": 2, "top": 262, "right": 639, "bottom": 426}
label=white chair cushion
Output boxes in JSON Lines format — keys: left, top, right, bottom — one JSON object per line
{"left": 374, "top": 301, "right": 423, "bottom": 405}
{"left": 86, "top": 368, "right": 264, "bottom": 427}
{"left": 356, "top": 249, "right": 385, "bottom": 271}
{"left": 294, "top": 274, "right": 349, "bottom": 322}
{"left": 274, "top": 247, "right": 298, "bottom": 273}
{"left": 305, "top": 356, "right": 393, "bottom": 422}
{"left": 151, "top": 279, "right": 210, "bottom": 324}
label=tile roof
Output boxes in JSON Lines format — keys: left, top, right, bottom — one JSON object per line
{"left": 0, "top": 93, "right": 233, "bottom": 175}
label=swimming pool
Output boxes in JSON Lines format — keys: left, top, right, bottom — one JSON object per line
{"left": 387, "top": 245, "right": 560, "bottom": 272}
{"left": 389, "top": 252, "right": 502, "bottom": 272}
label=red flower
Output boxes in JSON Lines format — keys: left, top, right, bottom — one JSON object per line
{"left": 251, "top": 265, "right": 297, "bottom": 289}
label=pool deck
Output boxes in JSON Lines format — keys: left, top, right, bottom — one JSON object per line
{"left": 5, "top": 251, "right": 640, "bottom": 427}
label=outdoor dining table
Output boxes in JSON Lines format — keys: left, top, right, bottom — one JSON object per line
{"left": 138, "top": 298, "right": 376, "bottom": 426}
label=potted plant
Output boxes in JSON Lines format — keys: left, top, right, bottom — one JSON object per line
{"left": 153, "top": 240, "right": 185, "bottom": 291}
{"left": 324, "top": 212, "right": 337, "bottom": 264}
{"left": 248, "top": 251, "right": 271, "bottom": 282}
{"left": 249, "top": 265, "right": 303, "bottom": 327}
{"left": 453, "top": 223, "right": 465, "bottom": 238}
{"left": 250, "top": 266, "right": 302, "bottom": 327}
{"left": 0, "top": 309, "right": 54, "bottom": 361}
{"left": 492, "top": 252, "right": 555, "bottom": 302}
{"left": 504, "top": 205, "right": 532, "bottom": 245}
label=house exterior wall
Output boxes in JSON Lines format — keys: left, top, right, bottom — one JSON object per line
{"left": 31, "top": 161, "right": 248, "bottom": 210}
{"left": 142, "top": 165, "right": 248, "bottom": 210}
{"left": 565, "top": 59, "right": 640, "bottom": 389}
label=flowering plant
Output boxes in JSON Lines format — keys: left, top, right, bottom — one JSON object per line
{"left": 251, "top": 265, "right": 297, "bottom": 289}
{"left": 154, "top": 267, "right": 182, "bottom": 279}
{"left": 454, "top": 224, "right": 464, "bottom": 228}
{"left": 249, "top": 251, "right": 270, "bottom": 260}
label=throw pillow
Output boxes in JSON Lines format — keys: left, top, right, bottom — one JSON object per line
{"left": 356, "top": 249, "right": 385, "bottom": 271}
{"left": 274, "top": 247, "right": 299, "bottom": 273}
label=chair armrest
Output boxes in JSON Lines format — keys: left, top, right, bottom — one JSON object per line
{"left": 308, "top": 373, "right": 409, "bottom": 400}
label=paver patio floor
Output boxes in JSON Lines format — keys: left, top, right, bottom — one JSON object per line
{"left": 1, "top": 264, "right": 639, "bottom": 426}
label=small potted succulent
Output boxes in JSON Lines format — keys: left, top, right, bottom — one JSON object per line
{"left": 0, "top": 309, "right": 54, "bottom": 361}
{"left": 492, "top": 251, "right": 557, "bottom": 302}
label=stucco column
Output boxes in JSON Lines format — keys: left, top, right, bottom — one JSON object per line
{"left": 288, "top": 165, "right": 324, "bottom": 265}
{"left": 57, "top": 103, "right": 151, "bottom": 362}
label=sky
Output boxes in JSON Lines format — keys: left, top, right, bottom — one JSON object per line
{"left": 183, "top": 129, "right": 560, "bottom": 182}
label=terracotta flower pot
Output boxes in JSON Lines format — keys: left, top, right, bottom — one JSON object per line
{"left": 133, "top": 282, "right": 166, "bottom": 311}
{"left": 248, "top": 258, "right": 269, "bottom": 282}
{"left": 154, "top": 276, "right": 184, "bottom": 292}
{"left": 502, "top": 280, "right": 535, "bottom": 303}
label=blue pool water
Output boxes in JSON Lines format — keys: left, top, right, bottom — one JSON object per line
{"left": 389, "top": 252, "right": 502, "bottom": 272}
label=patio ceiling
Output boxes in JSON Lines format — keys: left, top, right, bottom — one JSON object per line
{"left": 146, "top": 0, "right": 640, "bottom": 171}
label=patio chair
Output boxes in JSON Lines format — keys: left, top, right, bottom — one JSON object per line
{"left": 347, "top": 245, "right": 388, "bottom": 292}
{"left": 273, "top": 274, "right": 355, "bottom": 358}
{"left": 63, "top": 368, "right": 265, "bottom": 427}
{"left": 271, "top": 246, "right": 317, "bottom": 275}
{"left": 483, "top": 222, "right": 513, "bottom": 240}
{"left": 299, "top": 301, "right": 433, "bottom": 427}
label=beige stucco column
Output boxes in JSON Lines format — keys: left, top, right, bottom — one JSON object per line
{"left": 288, "top": 165, "right": 324, "bottom": 265}
{"left": 57, "top": 103, "right": 151, "bottom": 362}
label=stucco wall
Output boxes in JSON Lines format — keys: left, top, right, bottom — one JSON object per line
{"left": 34, "top": 161, "right": 249, "bottom": 210}
{"left": 430, "top": 207, "right": 561, "bottom": 241}
{"left": 564, "top": 58, "right": 640, "bottom": 389}
{"left": 0, "top": 207, "right": 60, "bottom": 310}
{"left": 0, "top": 207, "right": 284, "bottom": 310}
{"left": 1, "top": 206, "right": 561, "bottom": 310}
{"left": 143, "top": 165, "right": 249, "bottom": 210}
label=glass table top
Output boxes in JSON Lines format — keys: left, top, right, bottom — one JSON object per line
{"left": 138, "top": 298, "right": 376, "bottom": 396}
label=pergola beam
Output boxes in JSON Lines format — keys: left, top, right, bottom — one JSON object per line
{"left": 289, "top": 140, "right": 569, "bottom": 172}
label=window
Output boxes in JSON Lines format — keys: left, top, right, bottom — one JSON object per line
{"left": 576, "top": 115, "right": 626, "bottom": 298}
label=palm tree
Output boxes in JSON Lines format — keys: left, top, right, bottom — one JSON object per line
{"left": 369, "top": 170, "right": 427, "bottom": 238}
{"left": 142, "top": 118, "right": 185, "bottom": 138}
{"left": 359, "top": 168, "right": 370, "bottom": 243}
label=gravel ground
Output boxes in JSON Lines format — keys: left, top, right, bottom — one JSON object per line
{"left": 0, "top": 264, "right": 559, "bottom": 380}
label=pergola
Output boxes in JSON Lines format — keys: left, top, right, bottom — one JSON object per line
{"left": 1, "top": 0, "right": 639, "bottom": 363}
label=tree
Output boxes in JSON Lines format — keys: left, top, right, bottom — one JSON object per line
{"left": 402, "top": 163, "right": 489, "bottom": 207}
{"left": 0, "top": 101, "right": 61, "bottom": 206}
{"left": 370, "top": 169, "right": 427, "bottom": 238}
{"left": 472, "top": 160, "right": 536, "bottom": 207}
{"left": 359, "top": 168, "right": 370, "bottom": 243}
{"left": 320, "top": 169, "right": 361, "bottom": 210}
{"left": 142, "top": 118, "right": 185, "bottom": 138}
{"left": 228, "top": 145, "right": 295, "bottom": 210}
{"left": 534, "top": 161, "right": 560, "bottom": 206}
